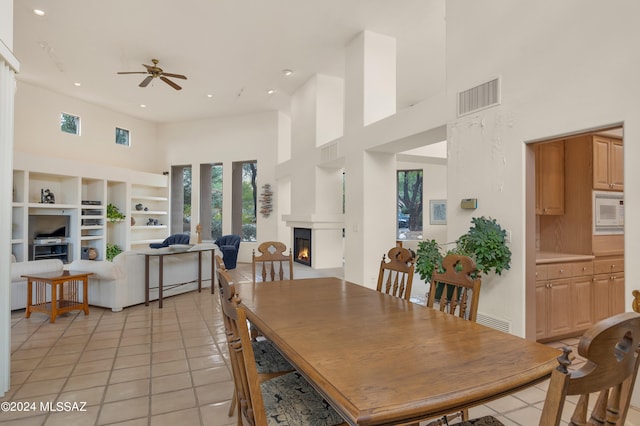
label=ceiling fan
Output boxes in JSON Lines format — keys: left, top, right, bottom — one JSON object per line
{"left": 117, "top": 59, "right": 187, "bottom": 90}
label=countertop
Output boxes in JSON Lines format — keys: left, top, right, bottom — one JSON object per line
{"left": 536, "top": 251, "right": 596, "bottom": 264}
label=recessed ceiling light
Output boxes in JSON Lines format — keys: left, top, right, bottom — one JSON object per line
{"left": 73, "top": 82, "right": 81, "bottom": 87}
{"left": 282, "top": 69, "right": 293, "bottom": 76}
{"left": 139, "top": 104, "right": 146, "bottom": 108}
{"left": 33, "top": 9, "right": 45, "bottom": 16}
{"left": 207, "top": 94, "right": 213, "bottom": 98}
{"left": 267, "top": 89, "right": 276, "bottom": 95}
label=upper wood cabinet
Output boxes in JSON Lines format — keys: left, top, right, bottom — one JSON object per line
{"left": 535, "top": 140, "right": 565, "bottom": 215}
{"left": 593, "top": 136, "right": 623, "bottom": 191}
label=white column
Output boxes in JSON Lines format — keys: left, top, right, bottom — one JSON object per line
{"left": 0, "top": 57, "right": 18, "bottom": 396}
{"left": 343, "top": 31, "right": 398, "bottom": 286}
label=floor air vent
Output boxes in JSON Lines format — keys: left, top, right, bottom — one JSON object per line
{"left": 476, "top": 312, "right": 511, "bottom": 333}
{"left": 457, "top": 77, "right": 501, "bottom": 117}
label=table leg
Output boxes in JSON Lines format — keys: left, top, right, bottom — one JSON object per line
{"left": 158, "top": 255, "right": 164, "bottom": 309}
{"left": 50, "top": 281, "right": 57, "bottom": 323}
{"left": 82, "top": 277, "right": 90, "bottom": 316}
{"left": 25, "top": 279, "right": 32, "bottom": 318}
{"left": 211, "top": 249, "right": 215, "bottom": 294}
{"left": 145, "top": 255, "right": 150, "bottom": 306}
{"left": 198, "top": 251, "right": 202, "bottom": 293}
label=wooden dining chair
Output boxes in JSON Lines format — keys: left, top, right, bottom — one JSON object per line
{"left": 425, "top": 254, "right": 481, "bottom": 425}
{"left": 214, "top": 253, "right": 226, "bottom": 271}
{"left": 427, "top": 253, "right": 481, "bottom": 322}
{"left": 252, "top": 241, "right": 294, "bottom": 283}
{"left": 217, "top": 267, "right": 294, "bottom": 421}
{"left": 376, "top": 246, "right": 415, "bottom": 301}
{"left": 455, "top": 312, "right": 640, "bottom": 426}
{"left": 217, "top": 268, "right": 346, "bottom": 426}
{"left": 632, "top": 290, "right": 640, "bottom": 313}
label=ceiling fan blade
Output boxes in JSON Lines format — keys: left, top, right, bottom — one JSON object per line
{"left": 160, "top": 76, "right": 182, "bottom": 90}
{"left": 117, "top": 71, "right": 147, "bottom": 74}
{"left": 162, "top": 72, "right": 187, "bottom": 80}
{"left": 139, "top": 75, "right": 154, "bottom": 88}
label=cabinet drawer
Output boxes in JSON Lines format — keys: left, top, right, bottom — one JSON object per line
{"left": 594, "top": 257, "right": 624, "bottom": 275}
{"left": 547, "top": 263, "right": 572, "bottom": 280}
{"left": 572, "top": 261, "right": 594, "bottom": 277}
{"left": 535, "top": 265, "right": 548, "bottom": 281}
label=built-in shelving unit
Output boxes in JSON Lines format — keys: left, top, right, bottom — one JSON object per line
{"left": 12, "top": 153, "right": 169, "bottom": 262}
{"left": 130, "top": 187, "right": 169, "bottom": 249}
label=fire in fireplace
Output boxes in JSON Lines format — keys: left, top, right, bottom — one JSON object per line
{"left": 293, "top": 228, "right": 311, "bottom": 266}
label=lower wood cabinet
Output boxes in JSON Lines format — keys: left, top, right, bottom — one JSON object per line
{"left": 535, "top": 258, "right": 623, "bottom": 341}
{"left": 592, "top": 256, "right": 625, "bottom": 323}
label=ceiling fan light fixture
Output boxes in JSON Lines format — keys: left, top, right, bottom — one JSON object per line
{"left": 117, "top": 59, "right": 187, "bottom": 91}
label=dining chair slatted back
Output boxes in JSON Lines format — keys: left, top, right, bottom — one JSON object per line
{"left": 427, "top": 254, "right": 481, "bottom": 322}
{"left": 376, "top": 247, "right": 415, "bottom": 301}
{"left": 217, "top": 268, "right": 345, "bottom": 426}
{"left": 455, "top": 312, "right": 640, "bottom": 426}
{"left": 252, "top": 241, "right": 294, "bottom": 283}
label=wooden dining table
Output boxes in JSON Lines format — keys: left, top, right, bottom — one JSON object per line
{"left": 236, "top": 277, "right": 560, "bottom": 426}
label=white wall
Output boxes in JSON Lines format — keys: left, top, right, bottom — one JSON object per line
{"left": 446, "top": 0, "right": 640, "bottom": 337}
{"left": 158, "top": 111, "right": 283, "bottom": 262}
{"left": 0, "top": 0, "right": 12, "bottom": 49}
{"left": 14, "top": 82, "right": 162, "bottom": 173}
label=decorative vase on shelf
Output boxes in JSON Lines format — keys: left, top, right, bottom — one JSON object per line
{"left": 135, "top": 203, "right": 143, "bottom": 211}
{"left": 88, "top": 248, "right": 98, "bottom": 260}
{"left": 131, "top": 216, "right": 136, "bottom": 226}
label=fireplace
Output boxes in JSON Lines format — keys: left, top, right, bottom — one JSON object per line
{"left": 293, "top": 228, "right": 312, "bottom": 266}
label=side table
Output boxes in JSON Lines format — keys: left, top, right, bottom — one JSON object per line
{"left": 21, "top": 271, "right": 92, "bottom": 323}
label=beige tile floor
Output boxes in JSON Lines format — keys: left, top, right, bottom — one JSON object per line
{"left": 2, "top": 262, "right": 640, "bottom": 426}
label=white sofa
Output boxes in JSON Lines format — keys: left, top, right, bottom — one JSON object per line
{"left": 10, "top": 256, "right": 65, "bottom": 310}
{"left": 69, "top": 243, "right": 218, "bottom": 312}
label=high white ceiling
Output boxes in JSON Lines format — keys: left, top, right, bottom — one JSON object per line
{"left": 13, "top": 0, "right": 445, "bottom": 124}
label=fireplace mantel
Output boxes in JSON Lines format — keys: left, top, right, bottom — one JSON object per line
{"left": 282, "top": 214, "right": 344, "bottom": 230}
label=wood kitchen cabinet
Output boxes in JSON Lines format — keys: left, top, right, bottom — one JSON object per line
{"left": 592, "top": 256, "right": 625, "bottom": 323}
{"left": 535, "top": 140, "right": 564, "bottom": 215}
{"left": 593, "top": 135, "right": 623, "bottom": 191}
{"left": 536, "top": 263, "right": 572, "bottom": 340}
{"left": 536, "top": 260, "right": 600, "bottom": 341}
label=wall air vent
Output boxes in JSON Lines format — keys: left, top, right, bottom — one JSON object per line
{"left": 457, "top": 77, "right": 501, "bottom": 117}
{"left": 476, "top": 312, "right": 511, "bottom": 333}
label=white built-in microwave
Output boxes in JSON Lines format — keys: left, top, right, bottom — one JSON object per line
{"left": 593, "top": 191, "right": 624, "bottom": 235}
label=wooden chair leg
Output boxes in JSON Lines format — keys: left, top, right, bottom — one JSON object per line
{"left": 228, "top": 389, "right": 236, "bottom": 416}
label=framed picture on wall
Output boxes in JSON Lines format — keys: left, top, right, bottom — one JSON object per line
{"left": 429, "top": 200, "right": 447, "bottom": 225}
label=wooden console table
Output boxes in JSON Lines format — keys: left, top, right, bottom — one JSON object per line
{"left": 139, "top": 246, "right": 216, "bottom": 308}
{"left": 22, "top": 271, "right": 92, "bottom": 323}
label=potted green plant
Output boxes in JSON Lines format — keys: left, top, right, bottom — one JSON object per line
{"left": 415, "top": 216, "right": 512, "bottom": 299}
{"left": 107, "top": 203, "right": 126, "bottom": 223}
{"left": 454, "top": 216, "right": 512, "bottom": 277}
{"left": 106, "top": 243, "right": 123, "bottom": 261}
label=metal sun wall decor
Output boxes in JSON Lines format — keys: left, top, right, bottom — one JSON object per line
{"left": 260, "top": 184, "right": 273, "bottom": 217}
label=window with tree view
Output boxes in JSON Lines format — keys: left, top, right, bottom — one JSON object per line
{"left": 232, "top": 161, "right": 257, "bottom": 242}
{"left": 397, "top": 169, "right": 423, "bottom": 240}
{"left": 60, "top": 112, "right": 80, "bottom": 135}
{"left": 170, "top": 165, "right": 192, "bottom": 234}
{"left": 199, "top": 163, "right": 223, "bottom": 241}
